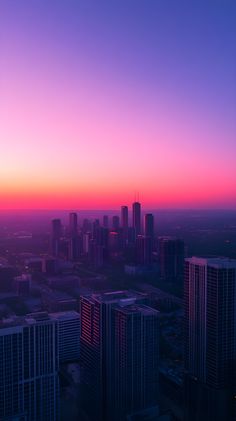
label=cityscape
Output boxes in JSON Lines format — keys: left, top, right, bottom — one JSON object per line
{"left": 0, "top": 1, "right": 236, "bottom": 420}
{"left": 0, "top": 205, "right": 236, "bottom": 420}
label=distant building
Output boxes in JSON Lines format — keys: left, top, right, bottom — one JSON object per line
{"left": 112, "top": 215, "right": 120, "bottom": 231}
{"left": 184, "top": 257, "right": 236, "bottom": 421}
{"left": 121, "top": 205, "right": 129, "bottom": 245}
{"left": 68, "top": 236, "right": 79, "bottom": 261}
{"left": 132, "top": 202, "right": 141, "bottom": 236}
{"left": 135, "top": 235, "right": 153, "bottom": 265}
{"left": 88, "top": 240, "right": 104, "bottom": 268}
{"left": 69, "top": 212, "right": 78, "bottom": 236}
{"left": 68, "top": 212, "right": 79, "bottom": 261}
{"left": 103, "top": 215, "right": 109, "bottom": 228}
{"left": 144, "top": 213, "right": 154, "bottom": 238}
{"left": 159, "top": 237, "right": 184, "bottom": 282}
{"left": 51, "top": 219, "right": 62, "bottom": 257}
{"left": 80, "top": 291, "right": 159, "bottom": 421}
{"left": 121, "top": 206, "right": 128, "bottom": 230}
{"left": 0, "top": 312, "right": 59, "bottom": 420}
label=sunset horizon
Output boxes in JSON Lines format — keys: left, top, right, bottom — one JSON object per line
{"left": 1, "top": 1, "right": 235, "bottom": 210}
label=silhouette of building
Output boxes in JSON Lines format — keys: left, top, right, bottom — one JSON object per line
{"left": 132, "top": 202, "right": 141, "bottom": 236}
{"left": 121, "top": 205, "right": 129, "bottom": 245}
{"left": 112, "top": 215, "right": 120, "bottom": 231}
{"left": 135, "top": 235, "right": 153, "bottom": 265}
{"left": 68, "top": 212, "right": 79, "bottom": 260}
{"left": 103, "top": 214, "right": 109, "bottom": 228}
{"left": 159, "top": 237, "right": 184, "bottom": 282}
{"left": 144, "top": 213, "right": 154, "bottom": 238}
{"left": 69, "top": 212, "right": 78, "bottom": 236}
{"left": 121, "top": 205, "right": 128, "bottom": 230}
{"left": 0, "top": 312, "right": 59, "bottom": 420}
{"left": 80, "top": 291, "right": 159, "bottom": 421}
{"left": 184, "top": 257, "right": 236, "bottom": 421}
{"left": 51, "top": 219, "right": 62, "bottom": 257}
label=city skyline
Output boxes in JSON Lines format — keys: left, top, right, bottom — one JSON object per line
{"left": 1, "top": 0, "right": 235, "bottom": 209}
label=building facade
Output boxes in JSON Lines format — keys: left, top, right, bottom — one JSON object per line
{"left": 184, "top": 257, "right": 236, "bottom": 421}
{"left": 80, "top": 291, "right": 159, "bottom": 421}
{"left": 0, "top": 312, "right": 59, "bottom": 421}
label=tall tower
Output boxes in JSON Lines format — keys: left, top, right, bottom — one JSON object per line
{"left": 121, "top": 206, "right": 128, "bottom": 230}
{"left": 51, "top": 219, "right": 62, "bottom": 257}
{"left": 68, "top": 212, "right": 79, "bottom": 261}
{"left": 132, "top": 201, "right": 141, "bottom": 236}
{"left": 121, "top": 206, "right": 129, "bottom": 245}
{"left": 159, "top": 236, "right": 184, "bottom": 282}
{"left": 112, "top": 215, "right": 120, "bottom": 231}
{"left": 80, "top": 291, "right": 159, "bottom": 421}
{"left": 144, "top": 213, "right": 154, "bottom": 238}
{"left": 69, "top": 212, "right": 78, "bottom": 236}
{"left": 184, "top": 257, "right": 236, "bottom": 421}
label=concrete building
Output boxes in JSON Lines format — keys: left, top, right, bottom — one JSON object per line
{"left": 51, "top": 311, "right": 80, "bottom": 363}
{"left": 0, "top": 312, "right": 59, "bottom": 421}
{"left": 184, "top": 257, "right": 236, "bottom": 421}
{"left": 80, "top": 290, "right": 159, "bottom": 421}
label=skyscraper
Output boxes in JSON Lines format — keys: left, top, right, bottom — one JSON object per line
{"left": 69, "top": 212, "right": 78, "bottom": 236}
{"left": 80, "top": 291, "right": 159, "bottom": 421}
{"left": 112, "top": 215, "right": 120, "bottom": 231}
{"left": 51, "top": 218, "right": 62, "bottom": 257}
{"left": 121, "top": 206, "right": 128, "bottom": 230}
{"left": 159, "top": 237, "right": 184, "bottom": 282}
{"left": 184, "top": 257, "right": 236, "bottom": 421}
{"left": 132, "top": 201, "right": 141, "bottom": 236}
{"left": 103, "top": 214, "right": 109, "bottom": 228}
{"left": 0, "top": 312, "right": 59, "bottom": 420}
{"left": 121, "top": 205, "right": 129, "bottom": 245}
{"left": 68, "top": 212, "right": 79, "bottom": 261}
{"left": 135, "top": 235, "right": 153, "bottom": 265}
{"left": 51, "top": 311, "right": 80, "bottom": 363}
{"left": 144, "top": 213, "right": 154, "bottom": 238}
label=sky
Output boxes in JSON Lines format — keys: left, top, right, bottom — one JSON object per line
{"left": 0, "top": 0, "right": 235, "bottom": 209}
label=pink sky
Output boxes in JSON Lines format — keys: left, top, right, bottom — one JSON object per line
{"left": 0, "top": 1, "right": 235, "bottom": 209}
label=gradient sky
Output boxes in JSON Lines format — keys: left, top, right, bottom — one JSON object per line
{"left": 0, "top": 0, "right": 235, "bottom": 209}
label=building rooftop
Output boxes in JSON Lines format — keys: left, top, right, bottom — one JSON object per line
{"left": 86, "top": 290, "right": 146, "bottom": 305}
{"left": 115, "top": 303, "right": 159, "bottom": 316}
{"left": 50, "top": 310, "right": 80, "bottom": 321}
{"left": 186, "top": 256, "right": 236, "bottom": 269}
{"left": 0, "top": 310, "right": 80, "bottom": 330}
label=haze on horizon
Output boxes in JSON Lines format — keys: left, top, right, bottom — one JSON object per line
{"left": 0, "top": 0, "right": 235, "bottom": 210}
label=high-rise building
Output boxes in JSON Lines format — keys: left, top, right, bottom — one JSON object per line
{"left": 112, "top": 304, "right": 159, "bottom": 420}
{"left": 0, "top": 312, "right": 59, "bottom": 421}
{"left": 159, "top": 237, "right": 184, "bottom": 282}
{"left": 132, "top": 201, "right": 141, "bottom": 236}
{"left": 80, "top": 291, "right": 159, "bottom": 421}
{"left": 112, "top": 215, "right": 120, "bottom": 231}
{"left": 103, "top": 214, "right": 109, "bottom": 228}
{"left": 184, "top": 257, "right": 236, "bottom": 421}
{"left": 121, "top": 205, "right": 129, "bottom": 245}
{"left": 144, "top": 213, "right": 154, "bottom": 238}
{"left": 51, "top": 311, "right": 80, "bottom": 363}
{"left": 69, "top": 212, "right": 78, "bottom": 236}
{"left": 68, "top": 213, "right": 79, "bottom": 261}
{"left": 135, "top": 235, "right": 153, "bottom": 265}
{"left": 51, "top": 219, "right": 62, "bottom": 257}
{"left": 68, "top": 236, "right": 79, "bottom": 261}
{"left": 121, "top": 206, "right": 128, "bottom": 230}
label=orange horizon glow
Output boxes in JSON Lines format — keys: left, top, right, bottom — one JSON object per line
{"left": 0, "top": 2, "right": 235, "bottom": 211}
